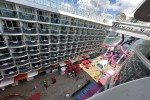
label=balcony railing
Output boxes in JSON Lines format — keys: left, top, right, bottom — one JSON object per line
{"left": 58, "top": 57, "right": 64, "bottom": 62}
{"left": 50, "top": 58, "right": 57, "bottom": 64}
{"left": 40, "top": 40, "right": 49, "bottom": 44}
{"left": 16, "top": 60, "right": 29, "bottom": 66}
{"left": 12, "top": 51, "right": 27, "bottom": 57}
{"left": 41, "top": 55, "right": 50, "bottom": 60}
{"left": 58, "top": 51, "right": 64, "bottom": 57}
{"left": 25, "top": 40, "right": 38, "bottom": 45}
{"left": 40, "top": 48, "right": 49, "bottom": 53}
{"left": 19, "top": 12, "right": 35, "bottom": 20}
{"left": 4, "top": 71, "right": 18, "bottom": 78}
{"left": 38, "top": 15, "right": 49, "bottom": 22}
{"left": 0, "top": 41, "right": 6, "bottom": 48}
{"left": 0, "top": 53, "right": 11, "bottom": 60}
{"left": 8, "top": 41, "right": 24, "bottom": 47}
{"left": 28, "top": 50, "right": 39, "bottom": 55}
{"left": 38, "top": 29, "right": 49, "bottom": 34}
{"left": 0, "top": 62, "right": 15, "bottom": 70}
{"left": 2, "top": 27, "right": 21, "bottom": 34}
{"left": 51, "top": 18, "right": 60, "bottom": 24}
{"left": 51, "top": 29, "right": 60, "bottom": 34}
{"left": 69, "top": 31, "right": 75, "bottom": 35}
{"left": 60, "top": 19, "right": 69, "bottom": 25}
{"left": 50, "top": 46, "right": 58, "bottom": 51}
{"left": 19, "top": 67, "right": 31, "bottom": 74}
{"left": 32, "top": 63, "right": 41, "bottom": 70}
{"left": 61, "top": 30, "right": 68, "bottom": 34}
{"left": 22, "top": 27, "right": 37, "bottom": 34}
{"left": 30, "top": 57, "right": 41, "bottom": 62}
{"left": 0, "top": 8, "right": 17, "bottom": 18}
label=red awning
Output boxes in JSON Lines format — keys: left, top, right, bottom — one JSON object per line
{"left": 85, "top": 64, "right": 90, "bottom": 69}
{"left": 14, "top": 74, "right": 27, "bottom": 81}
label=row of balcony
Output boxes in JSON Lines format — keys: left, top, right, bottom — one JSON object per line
{"left": 1, "top": 26, "right": 105, "bottom": 35}
{"left": 0, "top": 8, "right": 106, "bottom": 30}
{"left": 0, "top": 47, "right": 100, "bottom": 79}
{"left": 0, "top": 45, "right": 100, "bottom": 69}
{"left": 0, "top": 44, "right": 100, "bottom": 61}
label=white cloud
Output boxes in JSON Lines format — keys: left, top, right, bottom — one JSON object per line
{"left": 77, "top": 0, "right": 109, "bottom": 13}
{"left": 108, "top": 0, "right": 144, "bottom": 17}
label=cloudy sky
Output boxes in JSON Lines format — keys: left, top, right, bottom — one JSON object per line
{"left": 58, "top": 0, "right": 144, "bottom": 17}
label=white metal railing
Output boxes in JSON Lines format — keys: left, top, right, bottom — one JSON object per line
{"left": 25, "top": 0, "right": 114, "bottom": 24}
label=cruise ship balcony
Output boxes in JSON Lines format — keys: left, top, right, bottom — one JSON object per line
{"left": 2, "top": 26, "right": 21, "bottom": 34}
{"left": 15, "top": 56, "right": 29, "bottom": 66}
{"left": 66, "top": 49, "right": 71, "bottom": 55}
{"left": 50, "top": 52, "right": 58, "bottom": 58}
{"left": 38, "top": 15, "right": 49, "bottom": 22}
{"left": 50, "top": 35, "right": 59, "bottom": 43}
{"left": 28, "top": 50, "right": 39, "bottom": 55}
{"left": 40, "top": 45, "right": 50, "bottom": 53}
{"left": 25, "top": 40, "right": 38, "bottom": 46}
{"left": 19, "top": 12, "right": 35, "bottom": 20}
{"left": 69, "top": 31, "right": 75, "bottom": 35}
{"left": 67, "top": 35, "right": 73, "bottom": 42}
{"left": 0, "top": 8, "right": 17, "bottom": 18}
{"left": 39, "top": 36, "right": 49, "bottom": 44}
{"left": 59, "top": 44, "right": 66, "bottom": 51}
{"left": 73, "top": 36, "right": 79, "bottom": 42}
{"left": 51, "top": 18, "right": 60, "bottom": 24}
{"left": 38, "top": 28, "right": 49, "bottom": 35}
{"left": 7, "top": 41, "right": 24, "bottom": 47}
{"left": 58, "top": 51, "right": 65, "bottom": 57}
{"left": 0, "top": 53, "right": 11, "bottom": 60}
{"left": 66, "top": 43, "right": 72, "bottom": 49}
{"left": 22, "top": 27, "right": 37, "bottom": 34}
{"left": 41, "top": 60, "right": 50, "bottom": 67}
{"left": 71, "top": 49, "right": 76, "bottom": 54}
{"left": 58, "top": 57, "right": 64, "bottom": 62}
{"left": 0, "top": 41, "right": 6, "bottom": 48}
{"left": 60, "top": 19, "right": 70, "bottom": 25}
{"left": 64, "top": 54, "right": 70, "bottom": 60}
{"left": 51, "top": 29, "right": 60, "bottom": 34}
{"left": 60, "top": 35, "right": 67, "bottom": 43}
{"left": 61, "top": 30, "right": 68, "bottom": 35}
{"left": 50, "top": 44, "right": 58, "bottom": 51}
{"left": 29, "top": 55, "right": 41, "bottom": 63}
{"left": 31, "top": 61, "right": 41, "bottom": 70}
{"left": 11, "top": 47, "right": 27, "bottom": 57}
{"left": 0, "top": 58, "right": 15, "bottom": 70}
{"left": 3, "top": 67, "right": 18, "bottom": 78}
{"left": 50, "top": 58, "right": 57, "bottom": 65}
{"left": 41, "top": 53, "right": 50, "bottom": 60}
{"left": 18, "top": 64, "right": 31, "bottom": 74}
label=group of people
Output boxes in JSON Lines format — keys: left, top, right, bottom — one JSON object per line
{"left": 43, "top": 76, "right": 57, "bottom": 90}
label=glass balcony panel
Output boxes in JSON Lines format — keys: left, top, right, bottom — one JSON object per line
{"left": 40, "top": 48, "right": 49, "bottom": 53}
{"left": 40, "top": 40, "right": 49, "bottom": 44}
{"left": 0, "top": 62, "right": 15, "bottom": 70}
{"left": 4, "top": 71, "right": 18, "bottom": 78}
{"left": 8, "top": 41, "right": 24, "bottom": 47}
{"left": 50, "top": 52, "right": 58, "bottom": 58}
{"left": 0, "top": 8, "right": 17, "bottom": 18}
{"left": 25, "top": 41, "right": 38, "bottom": 45}
{"left": 38, "top": 29, "right": 49, "bottom": 34}
{"left": 50, "top": 58, "right": 57, "bottom": 64}
{"left": 19, "top": 66, "right": 31, "bottom": 74}
{"left": 0, "top": 41, "right": 6, "bottom": 47}
{"left": 19, "top": 12, "right": 35, "bottom": 20}
{"left": 16, "top": 60, "right": 29, "bottom": 66}
{"left": 32, "top": 62, "right": 41, "bottom": 69}
{"left": 51, "top": 18, "right": 60, "bottom": 24}
{"left": 12, "top": 51, "right": 27, "bottom": 57}
{"left": 58, "top": 57, "right": 64, "bottom": 62}
{"left": 51, "top": 29, "right": 60, "bottom": 34}
{"left": 30, "top": 57, "right": 41, "bottom": 62}
{"left": 28, "top": 50, "right": 39, "bottom": 55}
{"left": 0, "top": 53, "right": 11, "bottom": 60}
{"left": 22, "top": 27, "right": 37, "bottom": 34}
{"left": 2, "top": 27, "right": 21, "bottom": 34}
{"left": 38, "top": 15, "right": 49, "bottom": 22}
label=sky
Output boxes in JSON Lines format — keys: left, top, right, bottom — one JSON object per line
{"left": 59, "top": 0, "right": 144, "bottom": 17}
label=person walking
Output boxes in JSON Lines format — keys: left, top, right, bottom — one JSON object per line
{"left": 43, "top": 80, "right": 48, "bottom": 90}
